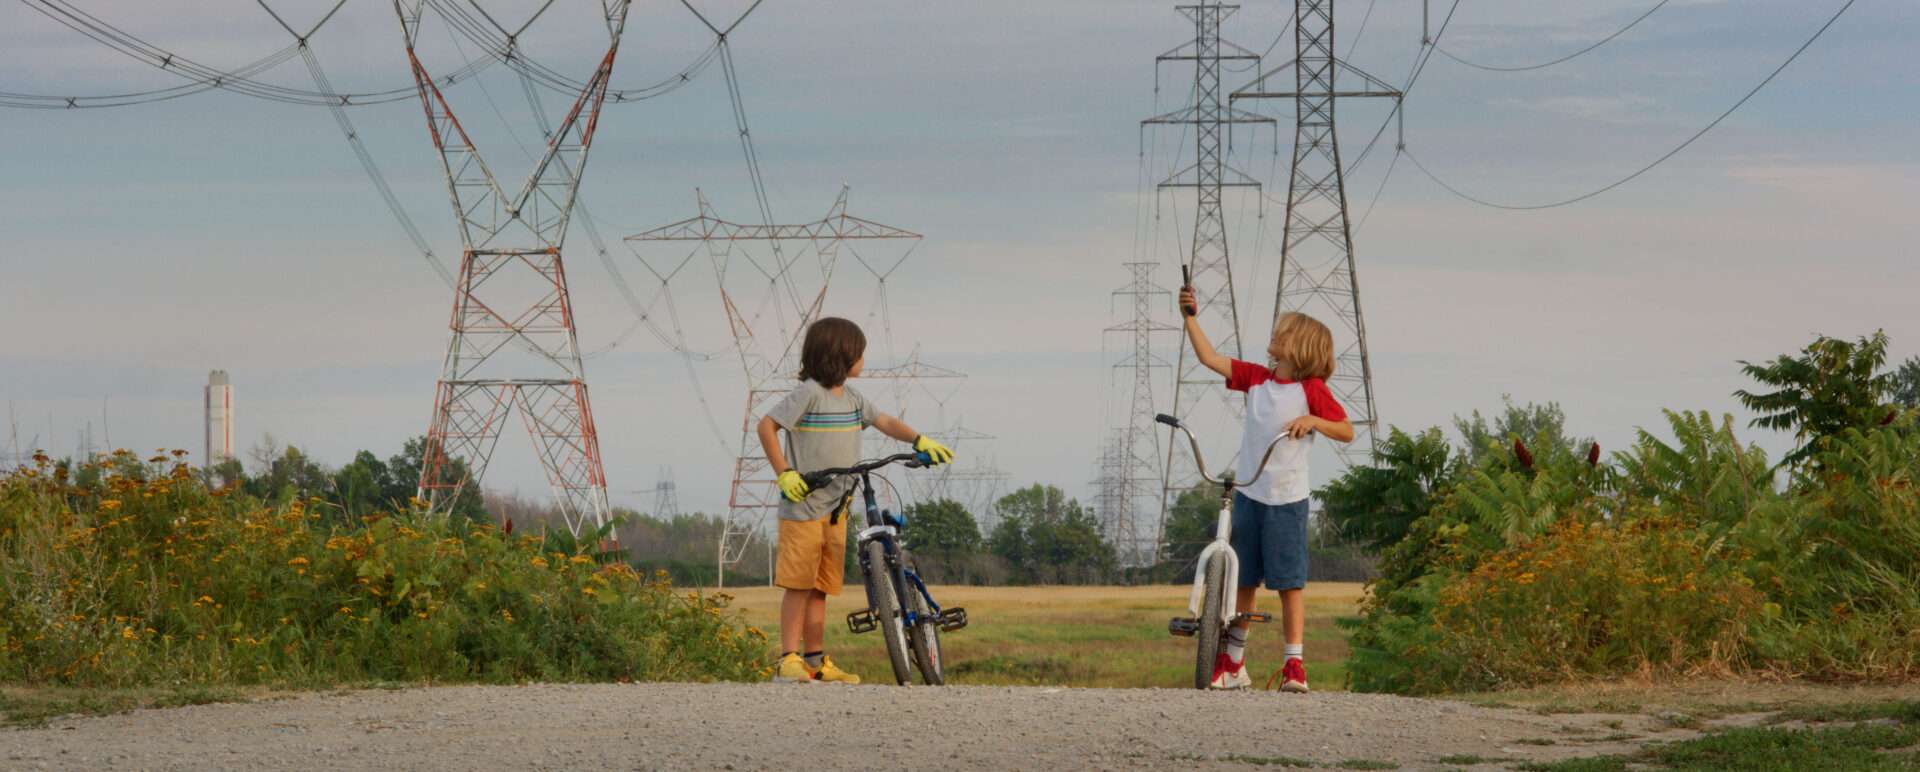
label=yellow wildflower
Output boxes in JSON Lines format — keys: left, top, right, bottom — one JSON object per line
{"left": 531, "top": 557, "right": 550, "bottom": 569}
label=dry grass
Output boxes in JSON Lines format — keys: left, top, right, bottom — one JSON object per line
{"left": 718, "top": 582, "right": 1367, "bottom": 689}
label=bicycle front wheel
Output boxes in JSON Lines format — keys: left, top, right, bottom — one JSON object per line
{"left": 1194, "top": 551, "right": 1228, "bottom": 690}
{"left": 864, "top": 539, "right": 913, "bottom": 685}
{"left": 905, "top": 564, "right": 944, "bottom": 685}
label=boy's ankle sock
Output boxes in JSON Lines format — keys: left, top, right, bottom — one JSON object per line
{"left": 1224, "top": 627, "right": 1248, "bottom": 664}
{"left": 803, "top": 651, "right": 824, "bottom": 669}
{"left": 1283, "top": 643, "right": 1303, "bottom": 662}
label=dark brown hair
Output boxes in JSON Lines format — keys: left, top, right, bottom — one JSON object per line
{"left": 798, "top": 317, "right": 866, "bottom": 387}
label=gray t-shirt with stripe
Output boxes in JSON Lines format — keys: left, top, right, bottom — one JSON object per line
{"left": 767, "top": 380, "right": 881, "bottom": 521}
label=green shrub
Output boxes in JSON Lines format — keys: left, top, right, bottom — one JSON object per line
{"left": 0, "top": 452, "right": 768, "bottom": 688}
{"left": 1343, "top": 409, "right": 1920, "bottom": 693}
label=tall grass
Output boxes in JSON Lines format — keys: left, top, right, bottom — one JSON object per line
{"left": 0, "top": 452, "right": 768, "bottom": 688}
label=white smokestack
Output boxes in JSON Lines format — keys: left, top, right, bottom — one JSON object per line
{"left": 205, "top": 370, "right": 233, "bottom": 467}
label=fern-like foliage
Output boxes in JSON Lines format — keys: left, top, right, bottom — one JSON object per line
{"left": 1736, "top": 331, "right": 1895, "bottom": 469}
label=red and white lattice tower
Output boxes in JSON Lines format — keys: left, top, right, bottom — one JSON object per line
{"left": 395, "top": 1, "right": 629, "bottom": 534}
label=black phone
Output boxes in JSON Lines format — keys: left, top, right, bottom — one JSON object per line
{"left": 1180, "top": 264, "right": 1196, "bottom": 317}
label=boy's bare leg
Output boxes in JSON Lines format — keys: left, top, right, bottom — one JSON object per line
{"left": 1232, "top": 585, "right": 1259, "bottom": 631}
{"left": 1279, "top": 588, "right": 1305, "bottom": 646}
{"left": 779, "top": 588, "right": 809, "bottom": 654}
{"left": 803, "top": 590, "right": 828, "bottom": 652}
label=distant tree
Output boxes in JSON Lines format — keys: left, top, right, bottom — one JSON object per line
{"left": 1156, "top": 482, "right": 1225, "bottom": 581}
{"left": 990, "top": 484, "right": 1115, "bottom": 584}
{"left": 1892, "top": 356, "right": 1920, "bottom": 409}
{"left": 1736, "top": 331, "right": 1895, "bottom": 468}
{"left": 386, "top": 436, "right": 485, "bottom": 522}
{"left": 333, "top": 450, "right": 402, "bottom": 520}
{"left": 901, "top": 498, "right": 984, "bottom": 584}
{"left": 1453, "top": 396, "right": 1588, "bottom": 467}
{"left": 242, "top": 446, "right": 331, "bottom": 505}
{"left": 1320, "top": 427, "right": 1456, "bottom": 553}
{"left": 906, "top": 498, "right": 980, "bottom": 559}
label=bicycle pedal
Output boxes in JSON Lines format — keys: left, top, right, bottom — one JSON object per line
{"left": 937, "top": 607, "right": 968, "bottom": 632}
{"left": 1168, "top": 617, "right": 1199, "bottom": 637}
{"left": 846, "top": 609, "right": 878, "bottom": 635}
{"left": 1233, "top": 612, "right": 1273, "bottom": 625}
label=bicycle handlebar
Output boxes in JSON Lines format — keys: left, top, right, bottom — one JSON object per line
{"left": 801, "top": 451, "right": 932, "bottom": 490}
{"left": 1159, "top": 415, "right": 1289, "bottom": 492}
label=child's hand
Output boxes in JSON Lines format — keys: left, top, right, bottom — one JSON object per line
{"left": 1178, "top": 286, "right": 1198, "bottom": 317}
{"left": 1285, "top": 416, "right": 1318, "bottom": 438}
{"left": 914, "top": 435, "right": 955, "bottom": 465}
{"left": 777, "top": 470, "right": 810, "bottom": 502}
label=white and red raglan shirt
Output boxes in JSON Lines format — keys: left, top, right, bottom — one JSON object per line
{"left": 1226, "top": 359, "right": 1349, "bottom": 506}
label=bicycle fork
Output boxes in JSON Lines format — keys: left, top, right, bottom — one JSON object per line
{"left": 1168, "top": 499, "right": 1271, "bottom": 637}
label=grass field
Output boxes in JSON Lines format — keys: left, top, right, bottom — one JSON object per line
{"left": 721, "top": 582, "right": 1366, "bottom": 689}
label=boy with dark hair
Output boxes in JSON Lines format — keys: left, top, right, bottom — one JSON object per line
{"left": 755, "top": 316, "right": 952, "bottom": 683}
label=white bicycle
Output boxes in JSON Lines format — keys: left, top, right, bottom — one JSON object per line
{"left": 1157, "top": 412, "right": 1289, "bottom": 690}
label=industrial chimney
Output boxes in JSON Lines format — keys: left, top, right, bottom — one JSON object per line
{"left": 205, "top": 370, "right": 233, "bottom": 467}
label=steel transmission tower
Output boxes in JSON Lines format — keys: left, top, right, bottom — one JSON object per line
{"left": 394, "top": 1, "right": 627, "bottom": 534}
{"left": 652, "top": 466, "right": 681, "bottom": 519}
{"left": 626, "top": 188, "right": 920, "bottom": 588}
{"left": 1232, "top": 0, "right": 1401, "bottom": 465}
{"left": 1146, "top": 1, "right": 1274, "bottom": 551}
{"left": 1108, "top": 263, "right": 1177, "bottom": 566}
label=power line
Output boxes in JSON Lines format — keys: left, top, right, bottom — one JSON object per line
{"left": 11, "top": 0, "right": 491, "bottom": 107}
{"left": 1405, "top": 0, "right": 1859, "bottom": 211}
{"left": 1433, "top": 0, "right": 1672, "bottom": 73}
{"left": 4, "top": 0, "right": 716, "bottom": 108}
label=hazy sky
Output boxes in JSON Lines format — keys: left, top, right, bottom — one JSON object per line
{"left": 2, "top": 0, "right": 1915, "bottom": 519}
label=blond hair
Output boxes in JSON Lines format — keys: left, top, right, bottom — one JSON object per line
{"left": 1267, "top": 312, "right": 1336, "bottom": 380}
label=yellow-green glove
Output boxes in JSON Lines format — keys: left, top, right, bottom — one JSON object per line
{"left": 914, "top": 435, "right": 954, "bottom": 466}
{"left": 777, "top": 470, "right": 810, "bottom": 502}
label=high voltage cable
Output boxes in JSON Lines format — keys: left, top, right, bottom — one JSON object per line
{"left": 13, "top": 0, "right": 492, "bottom": 106}
{"left": 1434, "top": 0, "right": 1672, "bottom": 73}
{"left": 1406, "top": 0, "right": 1859, "bottom": 211}
{"left": 5, "top": 0, "right": 715, "bottom": 108}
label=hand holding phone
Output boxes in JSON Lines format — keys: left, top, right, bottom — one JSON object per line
{"left": 1179, "top": 264, "right": 1197, "bottom": 317}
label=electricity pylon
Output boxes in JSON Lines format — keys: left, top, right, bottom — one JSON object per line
{"left": 1146, "top": 1, "right": 1274, "bottom": 555}
{"left": 1109, "top": 263, "right": 1177, "bottom": 567}
{"left": 394, "top": 1, "right": 628, "bottom": 535}
{"left": 652, "top": 466, "right": 681, "bottom": 519}
{"left": 1232, "top": 0, "right": 1401, "bottom": 465}
{"left": 625, "top": 188, "right": 920, "bottom": 588}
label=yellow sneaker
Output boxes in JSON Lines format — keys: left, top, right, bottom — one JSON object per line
{"left": 814, "top": 656, "right": 861, "bottom": 685}
{"left": 772, "top": 653, "right": 814, "bottom": 684}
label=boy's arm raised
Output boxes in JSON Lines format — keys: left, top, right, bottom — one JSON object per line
{"left": 1179, "top": 285, "right": 1233, "bottom": 377}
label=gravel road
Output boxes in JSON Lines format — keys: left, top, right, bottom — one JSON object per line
{"left": 1, "top": 682, "right": 1690, "bottom": 770}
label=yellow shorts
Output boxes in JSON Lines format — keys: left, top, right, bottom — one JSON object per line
{"left": 775, "top": 510, "right": 848, "bottom": 595}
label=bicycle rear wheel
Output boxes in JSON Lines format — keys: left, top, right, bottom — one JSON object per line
{"left": 905, "top": 566, "right": 944, "bottom": 685}
{"left": 1194, "top": 552, "right": 1228, "bottom": 690}
{"left": 864, "top": 539, "right": 913, "bottom": 685}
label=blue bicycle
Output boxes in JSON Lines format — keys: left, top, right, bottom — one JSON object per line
{"left": 804, "top": 451, "right": 969, "bottom": 685}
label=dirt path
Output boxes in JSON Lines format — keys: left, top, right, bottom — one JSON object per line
{"left": 0, "top": 682, "right": 1704, "bottom": 770}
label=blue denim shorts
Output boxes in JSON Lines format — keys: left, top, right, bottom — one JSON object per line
{"left": 1229, "top": 492, "right": 1310, "bottom": 591}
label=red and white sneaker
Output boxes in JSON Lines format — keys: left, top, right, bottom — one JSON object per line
{"left": 1209, "top": 652, "right": 1252, "bottom": 689}
{"left": 1279, "top": 657, "right": 1309, "bottom": 693}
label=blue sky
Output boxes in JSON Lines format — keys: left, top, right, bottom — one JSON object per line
{"left": 2, "top": 0, "right": 1915, "bottom": 518}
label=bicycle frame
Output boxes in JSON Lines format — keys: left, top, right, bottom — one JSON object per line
{"left": 847, "top": 468, "right": 958, "bottom": 630}
{"left": 1158, "top": 413, "right": 1287, "bottom": 636}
